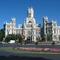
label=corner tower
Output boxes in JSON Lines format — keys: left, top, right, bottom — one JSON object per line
{"left": 23, "top": 7, "right": 41, "bottom": 42}
{"left": 43, "top": 16, "right": 48, "bottom": 35}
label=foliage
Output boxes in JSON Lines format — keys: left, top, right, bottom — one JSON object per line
{"left": 0, "top": 30, "right": 3, "bottom": 41}
{"left": 47, "top": 35, "right": 51, "bottom": 41}
{"left": 1, "top": 29, "right": 5, "bottom": 37}
{"left": 52, "top": 41, "right": 55, "bottom": 45}
{"left": 24, "top": 40, "right": 29, "bottom": 44}
{"left": 5, "top": 34, "right": 25, "bottom": 43}
{"left": 5, "top": 36, "right": 10, "bottom": 42}
{"left": 5, "top": 34, "right": 16, "bottom": 42}
{"left": 15, "top": 34, "right": 22, "bottom": 43}
{"left": 41, "top": 34, "right": 46, "bottom": 41}
{"left": 35, "top": 41, "right": 38, "bottom": 45}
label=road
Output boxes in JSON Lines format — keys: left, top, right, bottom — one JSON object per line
{"left": 0, "top": 48, "right": 60, "bottom": 60}
{"left": 0, "top": 44, "right": 60, "bottom": 60}
{"left": 0, "top": 43, "right": 60, "bottom": 48}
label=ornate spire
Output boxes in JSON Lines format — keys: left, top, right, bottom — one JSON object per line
{"left": 27, "top": 7, "right": 34, "bottom": 18}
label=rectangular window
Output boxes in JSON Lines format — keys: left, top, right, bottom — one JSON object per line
{"left": 54, "top": 29, "right": 56, "bottom": 34}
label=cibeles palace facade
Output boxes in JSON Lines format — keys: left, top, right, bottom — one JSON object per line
{"left": 3, "top": 7, "right": 60, "bottom": 42}
{"left": 4, "top": 7, "right": 41, "bottom": 42}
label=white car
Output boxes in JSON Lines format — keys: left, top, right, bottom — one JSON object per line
{"left": 8, "top": 40, "right": 15, "bottom": 43}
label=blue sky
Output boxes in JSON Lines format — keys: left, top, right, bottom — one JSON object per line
{"left": 0, "top": 0, "right": 60, "bottom": 29}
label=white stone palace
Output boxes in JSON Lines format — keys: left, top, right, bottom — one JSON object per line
{"left": 4, "top": 7, "right": 60, "bottom": 42}
{"left": 4, "top": 7, "right": 41, "bottom": 42}
{"left": 42, "top": 16, "right": 60, "bottom": 41}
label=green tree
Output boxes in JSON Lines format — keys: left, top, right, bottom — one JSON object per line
{"left": 5, "top": 35, "right": 11, "bottom": 42}
{"left": 42, "top": 34, "right": 46, "bottom": 41}
{"left": 52, "top": 41, "right": 55, "bottom": 45}
{"left": 5, "top": 34, "right": 24, "bottom": 43}
{"left": 47, "top": 35, "right": 51, "bottom": 41}
{"left": 5, "top": 34, "right": 16, "bottom": 42}
{"left": 0, "top": 30, "right": 3, "bottom": 41}
{"left": 15, "top": 34, "right": 23, "bottom": 43}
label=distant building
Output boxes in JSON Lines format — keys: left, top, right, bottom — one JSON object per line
{"left": 4, "top": 7, "right": 41, "bottom": 42}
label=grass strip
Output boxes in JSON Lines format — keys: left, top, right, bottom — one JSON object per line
{"left": 1, "top": 47, "right": 60, "bottom": 54}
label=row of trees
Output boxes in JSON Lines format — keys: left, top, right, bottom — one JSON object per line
{"left": 5, "top": 34, "right": 24, "bottom": 43}
{"left": 0, "top": 29, "right": 25, "bottom": 43}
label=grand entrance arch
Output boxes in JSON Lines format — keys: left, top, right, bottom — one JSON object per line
{"left": 27, "top": 31, "right": 32, "bottom": 42}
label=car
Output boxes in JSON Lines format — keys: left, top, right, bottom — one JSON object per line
{"left": 8, "top": 40, "right": 15, "bottom": 44}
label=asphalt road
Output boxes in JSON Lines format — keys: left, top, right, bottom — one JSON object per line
{"left": 0, "top": 49, "right": 60, "bottom": 60}
{"left": 0, "top": 43, "right": 60, "bottom": 48}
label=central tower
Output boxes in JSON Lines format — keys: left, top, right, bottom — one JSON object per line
{"left": 27, "top": 7, "right": 34, "bottom": 18}
{"left": 23, "top": 7, "right": 41, "bottom": 42}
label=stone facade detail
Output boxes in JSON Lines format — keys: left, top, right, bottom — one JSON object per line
{"left": 42, "top": 16, "right": 60, "bottom": 41}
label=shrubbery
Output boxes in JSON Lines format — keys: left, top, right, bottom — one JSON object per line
{"left": 5, "top": 34, "right": 24, "bottom": 43}
{"left": 35, "top": 41, "right": 38, "bottom": 45}
{"left": 52, "top": 41, "right": 55, "bottom": 45}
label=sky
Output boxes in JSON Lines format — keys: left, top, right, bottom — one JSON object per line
{"left": 0, "top": 0, "right": 60, "bottom": 29}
